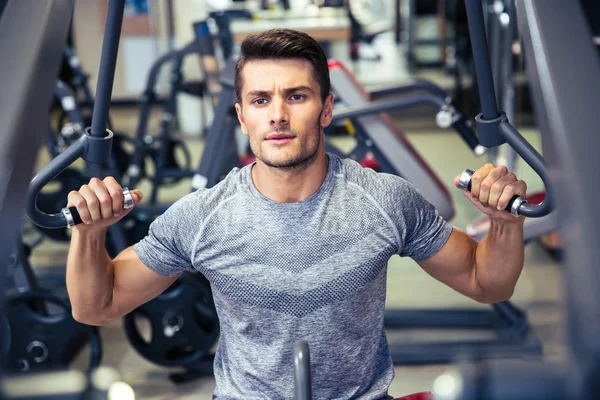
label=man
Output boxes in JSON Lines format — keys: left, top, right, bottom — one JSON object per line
{"left": 66, "top": 29, "right": 526, "bottom": 399}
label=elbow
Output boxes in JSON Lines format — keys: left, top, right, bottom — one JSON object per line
{"left": 72, "top": 308, "right": 117, "bottom": 327}
{"left": 476, "top": 287, "right": 515, "bottom": 304}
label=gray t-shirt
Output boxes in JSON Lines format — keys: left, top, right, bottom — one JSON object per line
{"left": 134, "top": 153, "right": 452, "bottom": 399}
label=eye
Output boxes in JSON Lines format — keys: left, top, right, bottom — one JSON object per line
{"left": 253, "top": 98, "right": 268, "bottom": 105}
{"left": 290, "top": 94, "right": 305, "bottom": 101}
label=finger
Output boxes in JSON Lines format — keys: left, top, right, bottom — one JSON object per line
{"left": 469, "top": 163, "right": 495, "bottom": 201}
{"left": 67, "top": 190, "right": 92, "bottom": 225}
{"left": 79, "top": 184, "right": 103, "bottom": 223}
{"left": 497, "top": 180, "right": 527, "bottom": 211}
{"left": 463, "top": 189, "right": 490, "bottom": 214}
{"left": 89, "top": 178, "right": 115, "bottom": 220}
{"left": 488, "top": 172, "right": 517, "bottom": 209}
{"left": 104, "top": 177, "right": 124, "bottom": 216}
{"left": 477, "top": 165, "right": 508, "bottom": 207}
{"left": 130, "top": 189, "right": 144, "bottom": 205}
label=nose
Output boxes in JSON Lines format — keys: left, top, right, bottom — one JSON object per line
{"left": 269, "top": 97, "right": 289, "bottom": 129}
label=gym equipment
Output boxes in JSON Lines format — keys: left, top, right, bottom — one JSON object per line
{"left": 484, "top": 0, "right": 519, "bottom": 172}
{"left": 60, "top": 46, "right": 97, "bottom": 127}
{"left": 121, "top": 41, "right": 199, "bottom": 190}
{"left": 34, "top": 168, "right": 89, "bottom": 242}
{"left": 190, "top": 56, "right": 245, "bottom": 191}
{"left": 465, "top": 0, "right": 562, "bottom": 259}
{"left": 346, "top": 0, "right": 392, "bottom": 62}
{"left": 0, "top": 2, "right": 75, "bottom": 389}
{"left": 4, "top": 290, "right": 102, "bottom": 375}
{"left": 0, "top": 2, "right": 134, "bottom": 399}
{"left": 123, "top": 272, "right": 219, "bottom": 380}
{"left": 429, "top": 1, "right": 598, "bottom": 398}
{"left": 24, "top": 0, "right": 220, "bottom": 384}
{"left": 2, "top": 1, "right": 599, "bottom": 400}
{"left": 327, "top": 60, "right": 542, "bottom": 365}
{"left": 0, "top": 1, "right": 101, "bottom": 396}
{"left": 328, "top": 60, "right": 484, "bottom": 221}
{"left": 293, "top": 340, "right": 434, "bottom": 400}
{"left": 3, "top": 235, "right": 103, "bottom": 376}
{"left": 123, "top": 16, "right": 232, "bottom": 195}
{"left": 51, "top": 66, "right": 146, "bottom": 182}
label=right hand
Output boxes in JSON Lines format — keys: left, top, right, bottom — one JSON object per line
{"left": 67, "top": 176, "right": 143, "bottom": 230}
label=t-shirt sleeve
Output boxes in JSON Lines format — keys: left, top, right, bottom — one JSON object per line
{"left": 392, "top": 177, "right": 453, "bottom": 261}
{"left": 133, "top": 194, "right": 198, "bottom": 277}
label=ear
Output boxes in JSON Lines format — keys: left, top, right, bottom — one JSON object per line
{"left": 320, "top": 93, "right": 335, "bottom": 128}
{"left": 235, "top": 103, "right": 249, "bottom": 136}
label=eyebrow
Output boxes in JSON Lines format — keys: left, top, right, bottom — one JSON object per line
{"left": 245, "top": 86, "right": 314, "bottom": 99}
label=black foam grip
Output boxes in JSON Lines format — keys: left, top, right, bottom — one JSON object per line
{"left": 506, "top": 195, "right": 520, "bottom": 212}
{"left": 68, "top": 206, "right": 83, "bottom": 225}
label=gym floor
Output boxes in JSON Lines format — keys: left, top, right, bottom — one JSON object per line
{"left": 27, "top": 35, "right": 564, "bottom": 399}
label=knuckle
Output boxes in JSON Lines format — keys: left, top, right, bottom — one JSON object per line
{"left": 507, "top": 172, "right": 517, "bottom": 180}
{"left": 99, "top": 195, "right": 112, "bottom": 206}
{"left": 75, "top": 198, "right": 87, "bottom": 208}
{"left": 491, "top": 181, "right": 504, "bottom": 192}
{"left": 87, "top": 197, "right": 99, "bottom": 207}
{"left": 480, "top": 180, "right": 491, "bottom": 190}
{"left": 109, "top": 189, "right": 122, "bottom": 200}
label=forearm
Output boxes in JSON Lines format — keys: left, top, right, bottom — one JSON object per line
{"left": 474, "top": 218, "right": 525, "bottom": 303}
{"left": 66, "top": 228, "right": 115, "bottom": 325}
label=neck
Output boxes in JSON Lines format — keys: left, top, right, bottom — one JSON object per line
{"left": 251, "top": 151, "right": 329, "bottom": 203}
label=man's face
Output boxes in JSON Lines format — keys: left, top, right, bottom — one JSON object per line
{"left": 235, "top": 59, "right": 334, "bottom": 170}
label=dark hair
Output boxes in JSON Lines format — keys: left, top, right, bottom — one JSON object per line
{"left": 234, "top": 29, "right": 330, "bottom": 104}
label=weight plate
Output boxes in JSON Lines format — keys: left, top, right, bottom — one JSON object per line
{"left": 123, "top": 272, "right": 219, "bottom": 368}
{"left": 4, "top": 290, "right": 102, "bottom": 374}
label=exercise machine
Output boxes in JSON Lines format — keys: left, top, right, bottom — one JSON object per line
{"left": 122, "top": 15, "right": 236, "bottom": 202}
{"left": 3, "top": 0, "right": 600, "bottom": 399}
{"left": 24, "top": 0, "right": 224, "bottom": 385}
{"left": 325, "top": 59, "right": 542, "bottom": 365}
{"left": 3, "top": 238, "right": 102, "bottom": 376}
{"left": 431, "top": 0, "right": 598, "bottom": 398}
{"left": 0, "top": 0, "right": 119, "bottom": 398}
{"left": 464, "top": 0, "right": 561, "bottom": 260}
{"left": 328, "top": 60, "right": 484, "bottom": 221}
{"left": 293, "top": 339, "right": 433, "bottom": 399}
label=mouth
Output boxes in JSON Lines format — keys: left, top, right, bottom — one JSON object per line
{"left": 266, "top": 133, "right": 295, "bottom": 145}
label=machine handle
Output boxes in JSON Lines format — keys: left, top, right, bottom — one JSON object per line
{"left": 457, "top": 169, "right": 526, "bottom": 217}
{"left": 294, "top": 340, "right": 312, "bottom": 400}
{"left": 61, "top": 188, "right": 134, "bottom": 228}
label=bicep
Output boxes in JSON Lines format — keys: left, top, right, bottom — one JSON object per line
{"left": 417, "top": 228, "right": 485, "bottom": 302}
{"left": 109, "top": 246, "right": 179, "bottom": 319}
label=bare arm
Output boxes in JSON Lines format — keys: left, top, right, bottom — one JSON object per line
{"left": 418, "top": 222, "right": 524, "bottom": 304}
{"left": 65, "top": 176, "right": 177, "bottom": 326}
{"left": 67, "top": 230, "right": 177, "bottom": 326}
{"left": 417, "top": 163, "right": 527, "bottom": 304}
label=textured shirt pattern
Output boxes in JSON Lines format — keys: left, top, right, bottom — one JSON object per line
{"left": 134, "top": 154, "right": 452, "bottom": 399}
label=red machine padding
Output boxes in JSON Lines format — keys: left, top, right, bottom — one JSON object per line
{"left": 394, "top": 391, "right": 434, "bottom": 400}
{"left": 527, "top": 190, "right": 546, "bottom": 204}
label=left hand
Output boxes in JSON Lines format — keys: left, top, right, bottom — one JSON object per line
{"left": 454, "top": 163, "right": 527, "bottom": 223}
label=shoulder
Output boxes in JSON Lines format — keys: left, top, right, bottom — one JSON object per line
{"left": 160, "top": 167, "right": 246, "bottom": 220}
{"left": 332, "top": 154, "right": 413, "bottom": 197}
